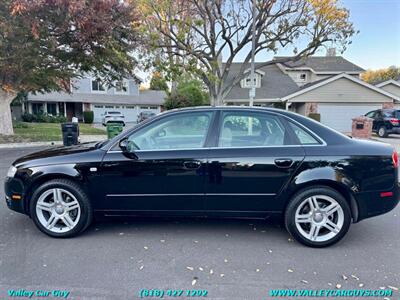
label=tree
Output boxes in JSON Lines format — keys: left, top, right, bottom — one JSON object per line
{"left": 164, "top": 78, "right": 209, "bottom": 109}
{"left": 0, "top": 0, "right": 138, "bottom": 135}
{"left": 361, "top": 66, "right": 400, "bottom": 84}
{"left": 150, "top": 72, "right": 169, "bottom": 91}
{"left": 140, "top": 0, "right": 356, "bottom": 106}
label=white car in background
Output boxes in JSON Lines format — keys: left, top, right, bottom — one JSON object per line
{"left": 102, "top": 111, "right": 125, "bottom": 126}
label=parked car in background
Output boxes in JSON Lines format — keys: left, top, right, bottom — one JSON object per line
{"left": 102, "top": 111, "right": 125, "bottom": 126}
{"left": 5, "top": 107, "right": 399, "bottom": 247}
{"left": 365, "top": 109, "right": 400, "bottom": 137}
{"left": 137, "top": 111, "right": 156, "bottom": 123}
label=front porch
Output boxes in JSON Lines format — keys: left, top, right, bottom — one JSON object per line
{"left": 25, "top": 101, "right": 89, "bottom": 121}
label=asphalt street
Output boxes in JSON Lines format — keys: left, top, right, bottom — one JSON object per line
{"left": 0, "top": 147, "right": 399, "bottom": 300}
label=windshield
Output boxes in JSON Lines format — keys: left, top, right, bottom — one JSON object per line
{"left": 107, "top": 112, "right": 121, "bottom": 115}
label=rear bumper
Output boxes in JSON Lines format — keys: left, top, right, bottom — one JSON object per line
{"left": 4, "top": 177, "right": 27, "bottom": 215}
{"left": 355, "top": 183, "right": 400, "bottom": 222}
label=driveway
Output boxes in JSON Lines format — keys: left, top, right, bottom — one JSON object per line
{"left": 0, "top": 147, "right": 399, "bottom": 300}
{"left": 93, "top": 122, "right": 137, "bottom": 132}
{"left": 372, "top": 134, "right": 400, "bottom": 152}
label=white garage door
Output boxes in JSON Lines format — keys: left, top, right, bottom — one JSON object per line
{"left": 319, "top": 103, "right": 382, "bottom": 132}
{"left": 92, "top": 104, "right": 140, "bottom": 123}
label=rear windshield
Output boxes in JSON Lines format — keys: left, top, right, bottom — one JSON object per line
{"left": 383, "top": 110, "right": 400, "bottom": 118}
{"left": 108, "top": 112, "right": 121, "bottom": 115}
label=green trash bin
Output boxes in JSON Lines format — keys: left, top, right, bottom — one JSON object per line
{"left": 106, "top": 123, "right": 123, "bottom": 139}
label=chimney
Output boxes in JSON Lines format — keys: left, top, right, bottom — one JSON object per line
{"left": 326, "top": 47, "right": 336, "bottom": 57}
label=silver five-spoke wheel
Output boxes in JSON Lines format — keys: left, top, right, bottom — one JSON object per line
{"left": 36, "top": 188, "right": 81, "bottom": 233}
{"left": 295, "top": 195, "right": 344, "bottom": 242}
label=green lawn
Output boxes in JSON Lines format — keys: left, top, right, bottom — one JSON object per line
{"left": 0, "top": 122, "right": 106, "bottom": 143}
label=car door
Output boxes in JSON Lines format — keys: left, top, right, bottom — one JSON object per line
{"left": 365, "top": 110, "right": 377, "bottom": 131}
{"left": 204, "top": 110, "right": 307, "bottom": 214}
{"left": 97, "top": 110, "right": 215, "bottom": 214}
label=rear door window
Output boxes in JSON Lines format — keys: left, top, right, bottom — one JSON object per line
{"left": 218, "top": 112, "right": 290, "bottom": 147}
{"left": 288, "top": 122, "right": 321, "bottom": 145}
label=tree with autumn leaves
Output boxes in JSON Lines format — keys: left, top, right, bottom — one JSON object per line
{"left": 139, "top": 0, "right": 357, "bottom": 106}
{"left": 0, "top": 0, "right": 138, "bottom": 135}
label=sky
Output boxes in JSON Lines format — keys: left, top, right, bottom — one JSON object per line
{"left": 232, "top": 0, "right": 400, "bottom": 70}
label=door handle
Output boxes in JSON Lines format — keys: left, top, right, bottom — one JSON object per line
{"left": 183, "top": 161, "right": 201, "bottom": 169}
{"left": 274, "top": 158, "right": 293, "bottom": 168}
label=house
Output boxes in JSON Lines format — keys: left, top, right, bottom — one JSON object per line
{"left": 25, "top": 76, "right": 166, "bottom": 123}
{"left": 223, "top": 55, "right": 400, "bottom": 132}
{"left": 375, "top": 78, "right": 400, "bottom": 99}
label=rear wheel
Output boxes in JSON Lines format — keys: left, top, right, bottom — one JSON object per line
{"left": 285, "top": 186, "right": 351, "bottom": 247}
{"left": 30, "top": 179, "right": 93, "bottom": 238}
{"left": 378, "top": 126, "right": 388, "bottom": 138}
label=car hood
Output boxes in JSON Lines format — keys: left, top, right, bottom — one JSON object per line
{"left": 13, "top": 142, "right": 105, "bottom": 168}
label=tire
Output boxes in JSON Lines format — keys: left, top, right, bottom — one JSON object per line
{"left": 284, "top": 186, "right": 351, "bottom": 248}
{"left": 30, "top": 179, "right": 93, "bottom": 238}
{"left": 378, "top": 126, "right": 388, "bottom": 138}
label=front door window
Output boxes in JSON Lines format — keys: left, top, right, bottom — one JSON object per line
{"left": 127, "top": 112, "right": 213, "bottom": 151}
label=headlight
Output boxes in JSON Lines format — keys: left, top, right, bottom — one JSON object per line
{"left": 6, "top": 166, "right": 17, "bottom": 178}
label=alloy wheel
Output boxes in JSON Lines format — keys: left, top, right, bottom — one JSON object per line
{"left": 294, "top": 195, "right": 344, "bottom": 242}
{"left": 36, "top": 188, "right": 81, "bottom": 233}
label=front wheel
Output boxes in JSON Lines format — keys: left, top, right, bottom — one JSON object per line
{"left": 285, "top": 186, "right": 351, "bottom": 247}
{"left": 30, "top": 179, "right": 93, "bottom": 238}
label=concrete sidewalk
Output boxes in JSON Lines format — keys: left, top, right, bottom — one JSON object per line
{"left": 0, "top": 134, "right": 107, "bottom": 149}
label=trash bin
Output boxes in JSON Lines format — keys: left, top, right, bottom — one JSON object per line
{"left": 106, "top": 123, "right": 123, "bottom": 139}
{"left": 61, "top": 122, "right": 79, "bottom": 146}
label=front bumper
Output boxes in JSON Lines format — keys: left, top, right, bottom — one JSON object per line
{"left": 4, "top": 177, "right": 27, "bottom": 215}
{"left": 355, "top": 183, "right": 400, "bottom": 222}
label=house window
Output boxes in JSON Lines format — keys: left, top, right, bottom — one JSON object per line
{"left": 149, "top": 106, "right": 158, "bottom": 110}
{"left": 47, "top": 103, "right": 57, "bottom": 115}
{"left": 91, "top": 78, "right": 106, "bottom": 92}
{"left": 94, "top": 105, "right": 104, "bottom": 108}
{"left": 140, "top": 106, "right": 150, "bottom": 109}
{"left": 126, "top": 106, "right": 135, "bottom": 109}
{"left": 105, "top": 105, "right": 114, "bottom": 109}
{"left": 241, "top": 74, "right": 261, "bottom": 88}
{"left": 115, "top": 80, "right": 129, "bottom": 94}
{"left": 299, "top": 73, "right": 307, "bottom": 81}
{"left": 32, "top": 103, "right": 44, "bottom": 115}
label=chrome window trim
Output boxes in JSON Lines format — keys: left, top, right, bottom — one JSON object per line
{"left": 106, "top": 108, "right": 328, "bottom": 154}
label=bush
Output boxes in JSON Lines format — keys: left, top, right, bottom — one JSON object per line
{"left": 21, "top": 112, "right": 67, "bottom": 123}
{"left": 164, "top": 79, "right": 209, "bottom": 110}
{"left": 83, "top": 111, "right": 94, "bottom": 124}
{"left": 308, "top": 113, "right": 321, "bottom": 122}
{"left": 21, "top": 113, "right": 35, "bottom": 122}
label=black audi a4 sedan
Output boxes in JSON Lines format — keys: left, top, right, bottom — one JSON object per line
{"left": 4, "top": 107, "right": 400, "bottom": 247}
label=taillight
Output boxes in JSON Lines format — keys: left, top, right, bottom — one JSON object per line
{"left": 392, "top": 150, "right": 398, "bottom": 168}
{"left": 390, "top": 118, "right": 399, "bottom": 125}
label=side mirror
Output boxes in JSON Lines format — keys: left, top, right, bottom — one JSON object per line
{"left": 119, "top": 137, "right": 138, "bottom": 159}
{"left": 119, "top": 137, "right": 129, "bottom": 152}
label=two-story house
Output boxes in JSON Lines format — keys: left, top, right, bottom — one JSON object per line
{"left": 223, "top": 54, "right": 399, "bottom": 132}
{"left": 25, "top": 76, "right": 166, "bottom": 123}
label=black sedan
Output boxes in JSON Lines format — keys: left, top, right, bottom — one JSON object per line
{"left": 4, "top": 107, "right": 400, "bottom": 247}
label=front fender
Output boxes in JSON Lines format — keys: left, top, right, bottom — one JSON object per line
{"left": 15, "top": 162, "right": 97, "bottom": 215}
